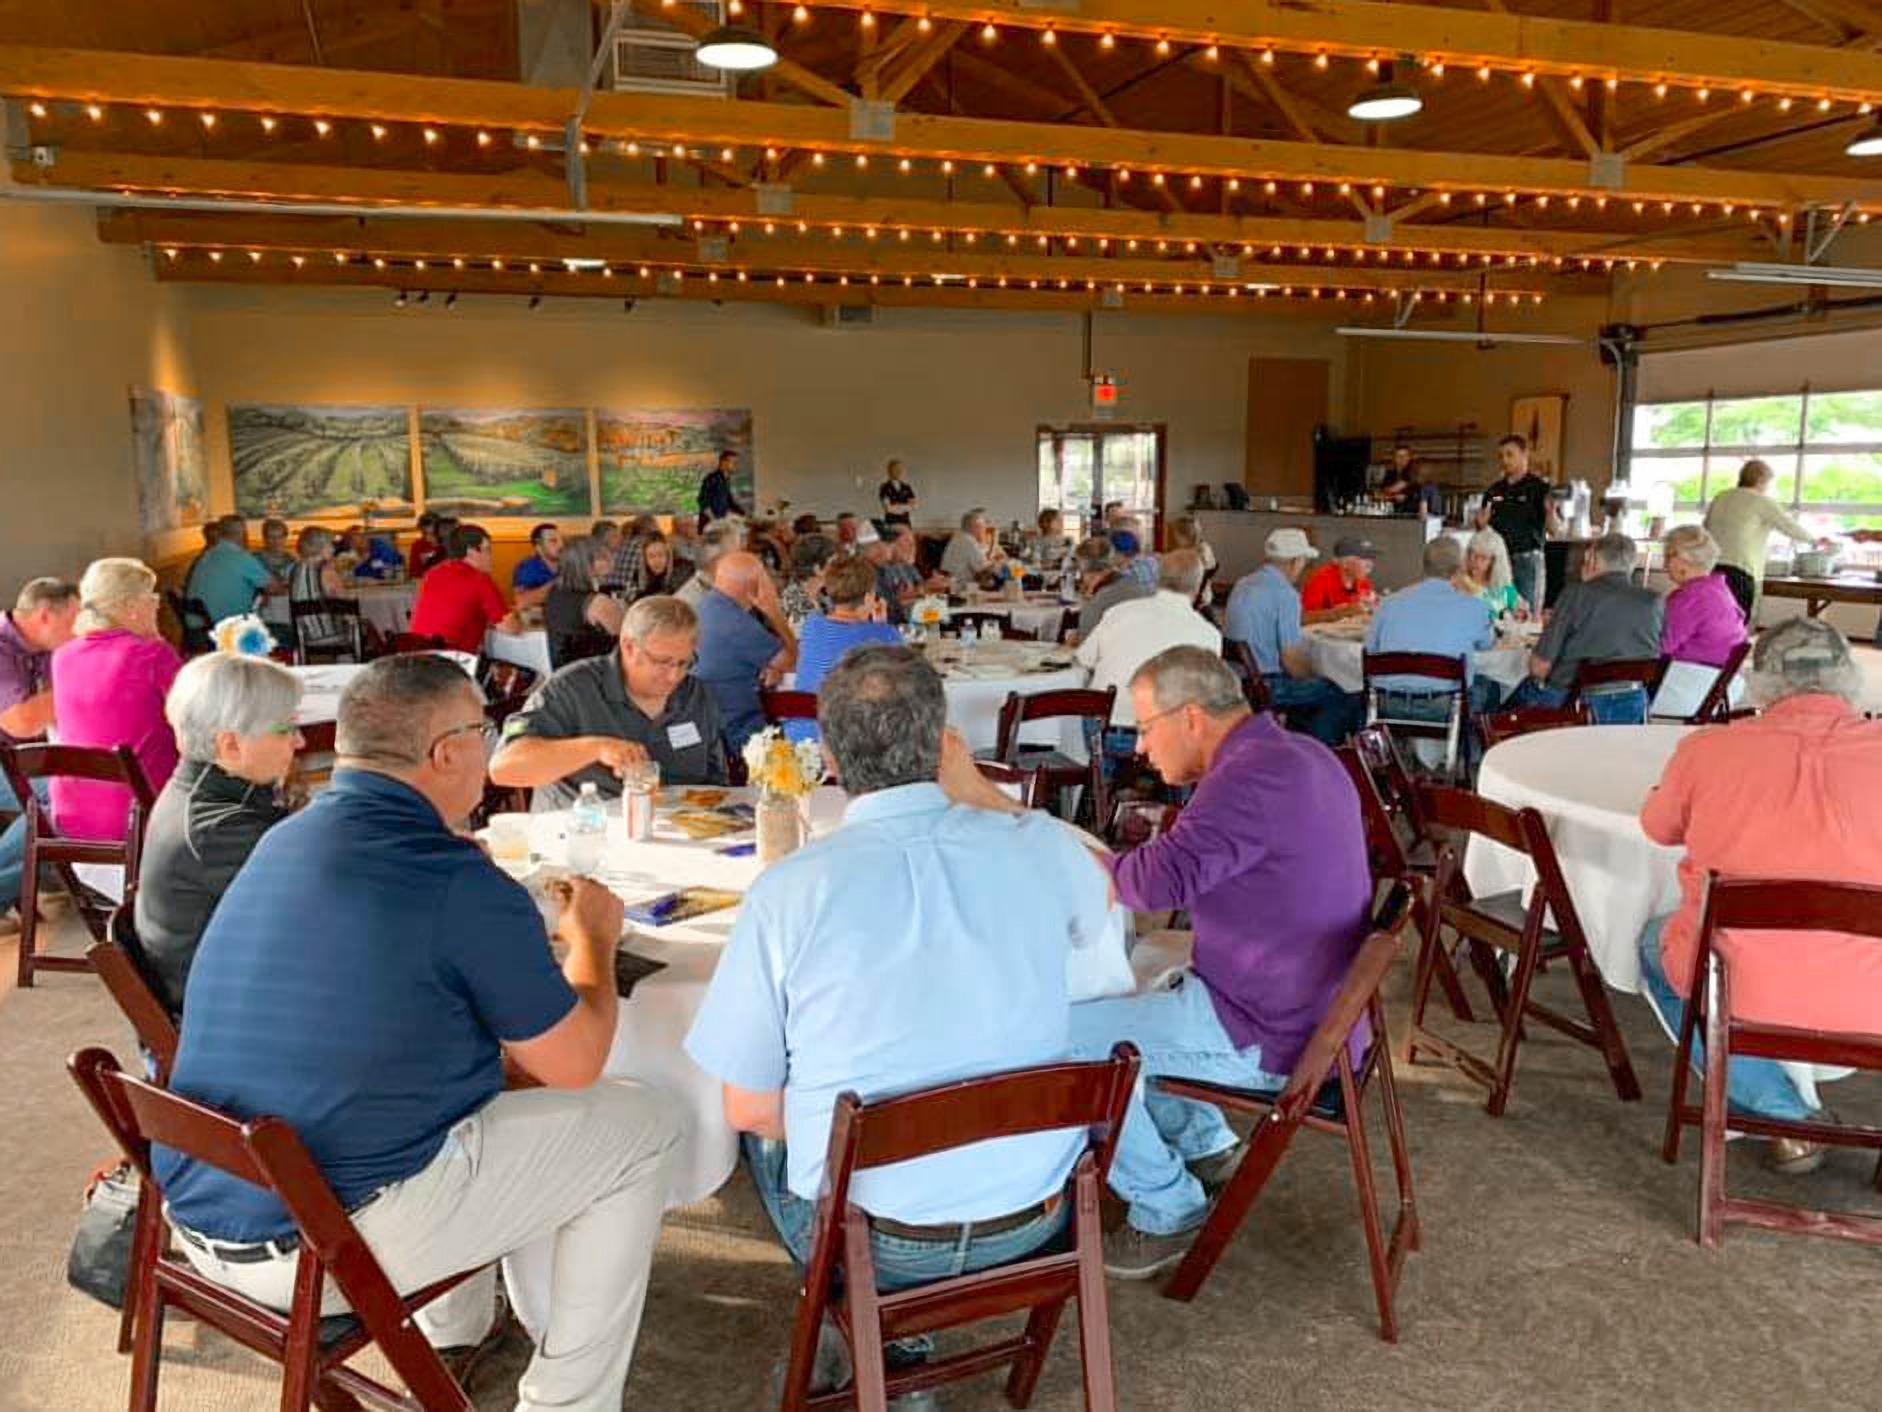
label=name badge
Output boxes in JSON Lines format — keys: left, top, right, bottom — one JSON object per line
{"left": 667, "top": 720, "right": 703, "bottom": 750}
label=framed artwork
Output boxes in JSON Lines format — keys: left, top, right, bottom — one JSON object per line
{"left": 229, "top": 403, "right": 414, "bottom": 518}
{"left": 419, "top": 408, "right": 591, "bottom": 516}
{"left": 596, "top": 407, "right": 753, "bottom": 515}
{"left": 129, "top": 387, "right": 208, "bottom": 534}
{"left": 1510, "top": 394, "right": 1568, "bottom": 480}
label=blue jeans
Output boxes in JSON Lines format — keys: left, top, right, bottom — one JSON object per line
{"left": 1637, "top": 915, "right": 1810, "bottom": 1120}
{"left": 1510, "top": 549, "right": 1544, "bottom": 613}
{"left": 1263, "top": 674, "right": 1362, "bottom": 746}
{"left": 1504, "top": 678, "right": 1648, "bottom": 725}
{"left": 0, "top": 773, "right": 49, "bottom": 909}
{"left": 742, "top": 1134, "right": 1069, "bottom": 1295}
{"left": 1067, "top": 976, "right": 1286, "bottom": 1236}
{"left": 1373, "top": 679, "right": 1505, "bottom": 766}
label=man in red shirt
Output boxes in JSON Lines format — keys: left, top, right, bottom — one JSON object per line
{"left": 410, "top": 524, "right": 521, "bottom": 653}
{"left": 1299, "top": 537, "right": 1378, "bottom": 624}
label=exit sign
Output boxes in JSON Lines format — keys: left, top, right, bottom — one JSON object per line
{"left": 1091, "top": 375, "right": 1119, "bottom": 418}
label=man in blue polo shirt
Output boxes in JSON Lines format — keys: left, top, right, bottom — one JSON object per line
{"left": 1223, "top": 527, "right": 1359, "bottom": 745}
{"left": 186, "top": 514, "right": 280, "bottom": 623}
{"left": 156, "top": 654, "right": 679, "bottom": 1411}
{"left": 1365, "top": 536, "right": 1503, "bottom": 749}
{"left": 512, "top": 522, "right": 563, "bottom": 604}
{"left": 693, "top": 549, "right": 796, "bottom": 754}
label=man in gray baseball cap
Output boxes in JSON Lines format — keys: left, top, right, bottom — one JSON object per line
{"left": 1221, "top": 527, "right": 1360, "bottom": 745}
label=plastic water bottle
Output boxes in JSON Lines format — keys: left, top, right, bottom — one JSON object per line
{"left": 569, "top": 781, "right": 606, "bottom": 875}
{"left": 960, "top": 619, "right": 979, "bottom": 645}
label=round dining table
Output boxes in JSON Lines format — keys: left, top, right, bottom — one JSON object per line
{"left": 1301, "top": 617, "right": 1535, "bottom": 695}
{"left": 919, "top": 637, "right": 1089, "bottom": 757}
{"left": 948, "top": 592, "right": 1073, "bottom": 642}
{"left": 261, "top": 581, "right": 417, "bottom": 637}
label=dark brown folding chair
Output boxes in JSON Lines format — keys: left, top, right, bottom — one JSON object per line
{"left": 779, "top": 1044, "right": 1141, "bottom": 1412}
{"left": 290, "top": 598, "right": 364, "bottom": 665}
{"left": 1661, "top": 876, "right": 1882, "bottom": 1249}
{"left": 1156, "top": 881, "right": 1423, "bottom": 1340}
{"left": 761, "top": 690, "right": 821, "bottom": 726}
{"left": 1474, "top": 703, "right": 1592, "bottom": 752}
{"left": 164, "top": 591, "right": 215, "bottom": 657}
{"left": 1361, "top": 651, "right": 1469, "bottom": 780}
{"left": 1408, "top": 784, "right": 1641, "bottom": 1116}
{"left": 974, "top": 760, "right": 1045, "bottom": 810}
{"left": 389, "top": 632, "right": 448, "bottom": 654}
{"left": 1222, "top": 640, "right": 1274, "bottom": 715}
{"left": 988, "top": 687, "right": 1114, "bottom": 831}
{"left": 1106, "top": 797, "right": 1180, "bottom": 852}
{"left": 68, "top": 1047, "right": 480, "bottom": 1412}
{"left": 1651, "top": 640, "right": 1752, "bottom": 725}
{"left": 1565, "top": 656, "right": 1668, "bottom": 721}
{"left": 0, "top": 743, "right": 157, "bottom": 988}
{"left": 1334, "top": 743, "right": 1410, "bottom": 881}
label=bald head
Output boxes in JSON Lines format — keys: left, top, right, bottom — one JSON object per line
{"left": 714, "top": 550, "right": 767, "bottom": 605}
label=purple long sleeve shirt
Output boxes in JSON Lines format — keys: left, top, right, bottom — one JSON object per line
{"left": 1106, "top": 712, "right": 1372, "bottom": 1072}
{"left": 1660, "top": 572, "right": 1747, "bottom": 668}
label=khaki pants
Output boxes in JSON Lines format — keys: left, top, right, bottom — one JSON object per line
{"left": 174, "top": 1080, "right": 681, "bottom": 1412}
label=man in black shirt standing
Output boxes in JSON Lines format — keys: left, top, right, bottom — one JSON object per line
{"left": 1475, "top": 434, "right": 1559, "bottom": 610}
{"left": 697, "top": 449, "right": 747, "bottom": 531}
{"left": 878, "top": 457, "right": 917, "bottom": 526}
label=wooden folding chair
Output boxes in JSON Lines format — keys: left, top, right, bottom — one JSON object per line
{"left": 1361, "top": 651, "right": 1469, "bottom": 780}
{"left": 68, "top": 1047, "right": 480, "bottom": 1412}
{"left": 780, "top": 1045, "right": 1140, "bottom": 1412}
{"left": 1651, "top": 641, "right": 1751, "bottom": 725}
{"left": 389, "top": 632, "right": 448, "bottom": 654}
{"left": 1661, "top": 876, "right": 1882, "bottom": 1249}
{"left": 1156, "top": 881, "right": 1423, "bottom": 1341}
{"left": 974, "top": 760, "right": 1046, "bottom": 810}
{"left": 1407, "top": 785, "right": 1641, "bottom": 1115}
{"left": 761, "top": 690, "right": 821, "bottom": 726}
{"left": 1333, "top": 743, "right": 1410, "bottom": 881}
{"left": 1475, "top": 704, "right": 1592, "bottom": 753}
{"left": 290, "top": 598, "right": 364, "bottom": 664}
{"left": 988, "top": 687, "right": 1114, "bottom": 832}
{"left": 0, "top": 743, "right": 156, "bottom": 988}
{"left": 1565, "top": 657, "right": 1667, "bottom": 722}
{"left": 164, "top": 592, "right": 215, "bottom": 657}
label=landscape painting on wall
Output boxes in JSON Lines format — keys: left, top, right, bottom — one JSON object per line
{"left": 229, "top": 403, "right": 415, "bottom": 518}
{"left": 597, "top": 408, "right": 753, "bottom": 515}
{"left": 129, "top": 386, "right": 208, "bottom": 535}
{"left": 420, "top": 408, "right": 591, "bottom": 516}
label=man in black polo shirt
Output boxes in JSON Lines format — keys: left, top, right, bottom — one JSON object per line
{"left": 878, "top": 458, "right": 917, "bottom": 526}
{"left": 1475, "top": 434, "right": 1561, "bottom": 611}
{"left": 490, "top": 595, "right": 728, "bottom": 809}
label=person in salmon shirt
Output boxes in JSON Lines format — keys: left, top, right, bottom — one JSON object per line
{"left": 50, "top": 558, "right": 182, "bottom": 841}
{"left": 1638, "top": 617, "right": 1882, "bottom": 1174}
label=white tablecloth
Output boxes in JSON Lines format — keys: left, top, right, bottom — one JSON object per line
{"left": 1302, "top": 622, "right": 1532, "bottom": 695}
{"left": 949, "top": 595, "right": 1072, "bottom": 641}
{"left": 484, "top": 627, "right": 554, "bottom": 679}
{"left": 925, "top": 640, "right": 1088, "bottom": 758}
{"left": 286, "top": 653, "right": 479, "bottom": 725}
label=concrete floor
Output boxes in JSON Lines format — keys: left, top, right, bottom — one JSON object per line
{"left": 0, "top": 906, "right": 1877, "bottom": 1412}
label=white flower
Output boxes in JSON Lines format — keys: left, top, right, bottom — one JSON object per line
{"left": 792, "top": 739, "right": 823, "bottom": 782}
{"left": 741, "top": 725, "right": 781, "bottom": 775}
{"left": 910, "top": 595, "right": 947, "bottom": 627}
{"left": 211, "top": 613, "right": 277, "bottom": 658}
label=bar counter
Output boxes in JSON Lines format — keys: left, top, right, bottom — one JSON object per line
{"left": 1193, "top": 509, "right": 1443, "bottom": 592}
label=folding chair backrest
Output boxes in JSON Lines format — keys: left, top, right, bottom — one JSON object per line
{"left": 1687, "top": 640, "right": 1752, "bottom": 724}
{"left": 975, "top": 759, "right": 1045, "bottom": 810}
{"left": 1699, "top": 875, "right": 1882, "bottom": 946}
{"left": 993, "top": 687, "right": 1115, "bottom": 763}
{"left": 92, "top": 898, "right": 180, "bottom": 1079}
{"left": 1351, "top": 724, "right": 1425, "bottom": 835}
{"left": 389, "top": 632, "right": 447, "bottom": 653}
{"left": 761, "top": 690, "right": 820, "bottom": 724}
{"left": 1477, "top": 704, "right": 1591, "bottom": 750}
{"left": 1334, "top": 743, "right": 1409, "bottom": 878}
{"left": 1415, "top": 782, "right": 1533, "bottom": 856}
{"left": 1361, "top": 652, "right": 1466, "bottom": 686}
{"left": 1569, "top": 656, "right": 1668, "bottom": 702}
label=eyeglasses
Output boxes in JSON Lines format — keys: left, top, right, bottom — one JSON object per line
{"left": 425, "top": 719, "right": 487, "bottom": 756}
{"left": 637, "top": 647, "right": 696, "bottom": 672}
{"left": 1135, "top": 703, "right": 1190, "bottom": 734}
{"left": 265, "top": 721, "right": 301, "bottom": 737}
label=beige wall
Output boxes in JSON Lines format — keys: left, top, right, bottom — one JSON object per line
{"left": 181, "top": 284, "right": 1347, "bottom": 535}
{"left": 0, "top": 200, "right": 198, "bottom": 581}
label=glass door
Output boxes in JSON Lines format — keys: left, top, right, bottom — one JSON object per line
{"left": 1036, "top": 424, "right": 1166, "bottom": 544}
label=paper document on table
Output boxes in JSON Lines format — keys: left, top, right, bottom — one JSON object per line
{"left": 623, "top": 887, "right": 743, "bottom": 927}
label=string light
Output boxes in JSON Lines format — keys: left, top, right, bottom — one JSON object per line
{"left": 1041, "top": 27, "right": 1056, "bottom": 46}
{"left": 199, "top": 111, "right": 216, "bottom": 128}
{"left": 1100, "top": 32, "right": 1116, "bottom": 50}
{"left": 86, "top": 104, "right": 103, "bottom": 121}
{"left": 1158, "top": 37, "right": 1173, "bottom": 56}
{"left": 28, "top": 100, "right": 46, "bottom": 118}
{"left": 145, "top": 108, "right": 164, "bottom": 125}
{"left": 792, "top": 4, "right": 809, "bottom": 22}
{"left": 979, "top": 21, "right": 997, "bottom": 43}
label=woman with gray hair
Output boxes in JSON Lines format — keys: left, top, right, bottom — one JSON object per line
{"left": 1659, "top": 524, "right": 1747, "bottom": 667}
{"left": 1638, "top": 616, "right": 1881, "bottom": 1171}
{"left": 50, "top": 558, "right": 183, "bottom": 843}
{"left": 1456, "top": 527, "right": 1525, "bottom": 616}
{"left": 132, "top": 653, "right": 303, "bottom": 1015}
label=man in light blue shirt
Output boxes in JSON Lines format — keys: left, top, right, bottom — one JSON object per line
{"left": 1365, "top": 537, "right": 1503, "bottom": 759}
{"left": 1222, "top": 527, "right": 1358, "bottom": 744}
{"left": 185, "top": 514, "right": 277, "bottom": 623}
{"left": 685, "top": 644, "right": 1110, "bottom": 1322}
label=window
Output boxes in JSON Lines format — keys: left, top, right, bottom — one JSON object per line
{"left": 1627, "top": 387, "right": 1882, "bottom": 531}
{"left": 1037, "top": 425, "right": 1165, "bottom": 542}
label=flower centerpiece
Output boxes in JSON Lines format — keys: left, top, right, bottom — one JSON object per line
{"left": 211, "top": 613, "right": 277, "bottom": 658}
{"left": 741, "top": 726, "right": 824, "bottom": 862}
{"left": 909, "top": 595, "right": 947, "bottom": 639}
{"left": 1003, "top": 557, "right": 1027, "bottom": 600}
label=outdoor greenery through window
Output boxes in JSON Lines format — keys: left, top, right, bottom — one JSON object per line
{"left": 1628, "top": 387, "right": 1882, "bottom": 532}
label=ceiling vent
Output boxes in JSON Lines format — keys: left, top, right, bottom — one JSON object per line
{"left": 613, "top": 1, "right": 734, "bottom": 97}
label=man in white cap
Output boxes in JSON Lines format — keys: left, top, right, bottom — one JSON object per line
{"left": 1223, "top": 527, "right": 1359, "bottom": 745}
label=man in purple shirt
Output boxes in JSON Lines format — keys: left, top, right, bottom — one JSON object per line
{"left": 1070, "top": 644, "right": 1372, "bottom": 1278}
{"left": 0, "top": 578, "right": 81, "bottom": 932}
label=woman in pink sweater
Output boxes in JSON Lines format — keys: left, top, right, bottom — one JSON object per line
{"left": 51, "top": 558, "right": 182, "bottom": 841}
{"left": 1659, "top": 525, "right": 1747, "bottom": 668}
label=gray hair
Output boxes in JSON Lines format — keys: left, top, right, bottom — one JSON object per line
{"left": 16, "top": 577, "right": 78, "bottom": 615}
{"left": 959, "top": 507, "right": 986, "bottom": 531}
{"left": 1422, "top": 536, "right": 1464, "bottom": 579}
{"left": 1131, "top": 645, "right": 1247, "bottom": 717}
{"left": 555, "top": 534, "right": 599, "bottom": 594}
{"left": 697, "top": 520, "right": 745, "bottom": 578}
{"left": 622, "top": 594, "right": 698, "bottom": 644}
{"left": 1663, "top": 524, "right": 1720, "bottom": 574}
{"left": 1747, "top": 617, "right": 1863, "bottom": 709}
{"left": 336, "top": 653, "right": 482, "bottom": 766}
{"left": 76, "top": 558, "right": 156, "bottom": 633}
{"left": 1158, "top": 548, "right": 1206, "bottom": 597}
{"left": 818, "top": 645, "right": 945, "bottom": 796}
{"left": 166, "top": 653, "right": 303, "bottom": 762}
{"left": 1588, "top": 532, "right": 1638, "bottom": 575}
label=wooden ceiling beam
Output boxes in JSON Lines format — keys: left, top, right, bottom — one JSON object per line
{"left": 6, "top": 48, "right": 1876, "bottom": 207}
{"left": 18, "top": 151, "right": 1766, "bottom": 263}
{"left": 878, "top": 22, "right": 968, "bottom": 106}
{"left": 1049, "top": 45, "right": 1179, "bottom": 213}
{"left": 781, "top": 0, "right": 1882, "bottom": 101}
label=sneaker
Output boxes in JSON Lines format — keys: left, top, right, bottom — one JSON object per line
{"left": 1186, "top": 1138, "right": 1248, "bottom": 1198}
{"left": 1102, "top": 1223, "right": 1198, "bottom": 1281}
